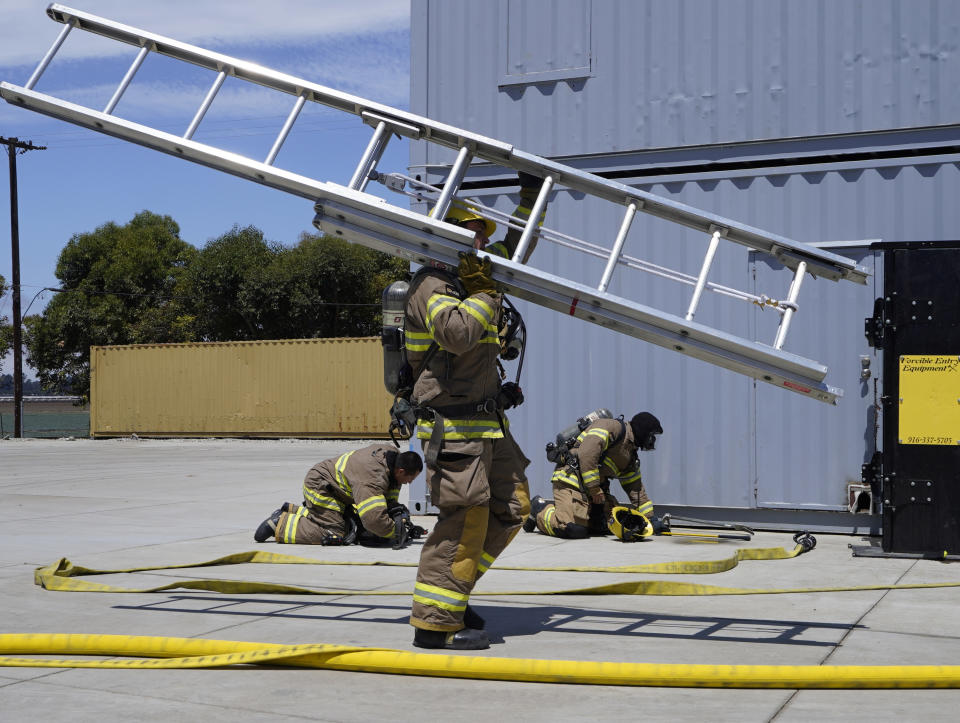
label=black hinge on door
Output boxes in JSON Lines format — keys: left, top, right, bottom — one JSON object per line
{"left": 861, "top": 451, "right": 883, "bottom": 504}
{"left": 864, "top": 296, "right": 887, "bottom": 348}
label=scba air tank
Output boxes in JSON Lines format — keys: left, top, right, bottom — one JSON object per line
{"left": 546, "top": 407, "right": 615, "bottom": 463}
{"left": 381, "top": 280, "right": 409, "bottom": 394}
{"left": 557, "top": 408, "right": 613, "bottom": 445}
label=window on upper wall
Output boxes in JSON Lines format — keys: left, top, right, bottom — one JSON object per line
{"left": 499, "top": 0, "right": 593, "bottom": 88}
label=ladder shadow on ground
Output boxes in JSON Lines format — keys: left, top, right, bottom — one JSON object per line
{"left": 113, "top": 596, "right": 857, "bottom": 647}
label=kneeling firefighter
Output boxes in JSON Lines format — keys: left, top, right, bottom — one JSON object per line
{"left": 254, "top": 444, "right": 423, "bottom": 548}
{"left": 524, "top": 411, "right": 663, "bottom": 539}
{"left": 379, "top": 172, "right": 546, "bottom": 650}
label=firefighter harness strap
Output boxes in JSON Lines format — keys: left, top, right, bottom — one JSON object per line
{"left": 30, "top": 540, "right": 960, "bottom": 597}
{"left": 0, "top": 4, "right": 872, "bottom": 404}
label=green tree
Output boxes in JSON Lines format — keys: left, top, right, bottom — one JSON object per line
{"left": 188, "top": 228, "right": 408, "bottom": 341}
{"left": 25, "top": 211, "right": 197, "bottom": 400}
{"left": 184, "top": 225, "right": 278, "bottom": 341}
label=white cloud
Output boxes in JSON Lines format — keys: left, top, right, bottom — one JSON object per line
{"left": 0, "top": 0, "right": 410, "bottom": 68}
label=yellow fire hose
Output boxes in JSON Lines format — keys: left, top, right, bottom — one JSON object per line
{"left": 2, "top": 633, "right": 960, "bottom": 688}
{"left": 9, "top": 540, "right": 960, "bottom": 686}
{"left": 31, "top": 541, "right": 960, "bottom": 596}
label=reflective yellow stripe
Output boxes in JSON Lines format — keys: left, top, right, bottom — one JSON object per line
{"left": 486, "top": 242, "right": 509, "bottom": 258}
{"left": 551, "top": 469, "right": 580, "bottom": 488}
{"left": 334, "top": 451, "right": 356, "bottom": 497}
{"left": 620, "top": 467, "right": 643, "bottom": 485}
{"left": 386, "top": 489, "right": 399, "bottom": 503}
{"left": 405, "top": 329, "right": 433, "bottom": 352}
{"left": 478, "top": 551, "right": 496, "bottom": 574}
{"left": 637, "top": 501, "right": 654, "bottom": 516}
{"left": 460, "top": 297, "right": 496, "bottom": 326}
{"left": 280, "top": 512, "right": 298, "bottom": 544}
{"left": 303, "top": 485, "right": 343, "bottom": 513}
{"left": 543, "top": 506, "right": 557, "bottom": 536}
{"left": 417, "top": 417, "right": 505, "bottom": 440}
{"left": 515, "top": 204, "right": 546, "bottom": 223}
{"left": 357, "top": 495, "right": 387, "bottom": 516}
{"left": 425, "top": 294, "right": 498, "bottom": 343}
{"left": 581, "top": 469, "right": 600, "bottom": 485}
{"left": 425, "top": 295, "right": 459, "bottom": 334}
{"left": 579, "top": 428, "right": 611, "bottom": 446}
{"left": 412, "top": 582, "right": 469, "bottom": 612}
{"left": 603, "top": 457, "right": 620, "bottom": 475}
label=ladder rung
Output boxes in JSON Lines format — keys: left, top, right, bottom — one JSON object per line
{"left": 25, "top": 16, "right": 75, "bottom": 90}
{"left": 184, "top": 70, "right": 226, "bottom": 140}
{"left": 349, "top": 121, "right": 390, "bottom": 191}
{"left": 598, "top": 201, "right": 638, "bottom": 292}
{"left": 103, "top": 44, "right": 150, "bottom": 115}
{"left": 264, "top": 94, "right": 306, "bottom": 166}
{"left": 431, "top": 146, "right": 473, "bottom": 222}
{"left": 312, "top": 196, "right": 840, "bottom": 404}
{"left": 30, "top": 5, "right": 871, "bottom": 286}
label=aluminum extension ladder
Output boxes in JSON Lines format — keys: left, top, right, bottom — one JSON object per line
{"left": 0, "top": 4, "right": 870, "bottom": 404}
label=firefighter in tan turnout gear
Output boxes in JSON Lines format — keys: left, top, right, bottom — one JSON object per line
{"left": 254, "top": 444, "right": 423, "bottom": 547}
{"left": 397, "top": 174, "right": 545, "bottom": 650}
{"left": 401, "top": 256, "right": 530, "bottom": 650}
{"left": 525, "top": 412, "right": 663, "bottom": 539}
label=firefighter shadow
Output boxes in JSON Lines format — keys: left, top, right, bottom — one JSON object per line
{"left": 113, "top": 597, "right": 856, "bottom": 647}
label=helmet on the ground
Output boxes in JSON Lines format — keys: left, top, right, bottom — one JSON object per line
{"left": 441, "top": 204, "right": 497, "bottom": 237}
{"left": 608, "top": 506, "right": 652, "bottom": 541}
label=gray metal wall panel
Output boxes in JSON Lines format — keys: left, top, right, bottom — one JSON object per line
{"left": 413, "top": 0, "right": 960, "bottom": 160}
{"left": 451, "top": 158, "right": 960, "bottom": 511}
{"left": 409, "top": 0, "right": 960, "bottom": 514}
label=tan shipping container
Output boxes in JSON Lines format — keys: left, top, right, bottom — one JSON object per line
{"left": 90, "top": 338, "right": 391, "bottom": 438}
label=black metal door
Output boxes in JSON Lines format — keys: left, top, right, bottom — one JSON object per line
{"left": 874, "top": 242, "right": 960, "bottom": 554}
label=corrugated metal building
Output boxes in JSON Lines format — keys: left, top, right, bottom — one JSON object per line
{"left": 406, "top": 0, "right": 960, "bottom": 528}
{"left": 90, "top": 338, "right": 391, "bottom": 438}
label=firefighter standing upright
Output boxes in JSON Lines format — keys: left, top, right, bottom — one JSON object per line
{"left": 399, "top": 174, "right": 545, "bottom": 650}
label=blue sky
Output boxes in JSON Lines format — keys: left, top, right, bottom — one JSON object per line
{"left": 0, "top": 0, "right": 411, "bottom": 374}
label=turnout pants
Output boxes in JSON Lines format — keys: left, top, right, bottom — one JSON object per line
{"left": 535, "top": 485, "right": 616, "bottom": 537}
{"left": 274, "top": 504, "right": 346, "bottom": 544}
{"left": 274, "top": 465, "right": 348, "bottom": 544}
{"left": 411, "top": 430, "right": 531, "bottom": 631}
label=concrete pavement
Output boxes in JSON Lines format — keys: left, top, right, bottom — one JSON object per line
{"left": 2, "top": 437, "right": 959, "bottom": 722}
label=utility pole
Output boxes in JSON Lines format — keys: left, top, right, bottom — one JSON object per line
{"left": 2, "top": 136, "right": 46, "bottom": 438}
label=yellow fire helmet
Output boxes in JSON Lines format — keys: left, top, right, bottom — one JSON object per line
{"left": 440, "top": 204, "right": 497, "bottom": 238}
{"left": 608, "top": 506, "right": 653, "bottom": 542}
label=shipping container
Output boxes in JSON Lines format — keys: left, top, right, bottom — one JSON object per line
{"left": 90, "top": 338, "right": 391, "bottom": 438}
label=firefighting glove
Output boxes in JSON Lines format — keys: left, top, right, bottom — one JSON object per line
{"left": 389, "top": 398, "right": 417, "bottom": 440}
{"left": 496, "top": 381, "right": 524, "bottom": 410}
{"left": 649, "top": 514, "right": 666, "bottom": 535}
{"left": 457, "top": 252, "right": 498, "bottom": 296}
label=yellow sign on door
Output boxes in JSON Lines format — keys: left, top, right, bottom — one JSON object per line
{"left": 899, "top": 355, "right": 960, "bottom": 445}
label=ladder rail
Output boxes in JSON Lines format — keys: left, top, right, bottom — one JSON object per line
{"left": 311, "top": 195, "right": 841, "bottom": 403}
{"left": 0, "top": 4, "right": 867, "bottom": 403}
{"left": 382, "top": 173, "right": 795, "bottom": 312}
{"left": 31, "top": 3, "right": 868, "bottom": 286}
{"left": 0, "top": 81, "right": 839, "bottom": 403}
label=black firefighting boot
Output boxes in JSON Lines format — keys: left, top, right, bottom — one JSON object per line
{"left": 254, "top": 507, "right": 284, "bottom": 542}
{"left": 522, "top": 495, "right": 551, "bottom": 533}
{"left": 413, "top": 627, "right": 490, "bottom": 650}
{"left": 463, "top": 604, "right": 485, "bottom": 630}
